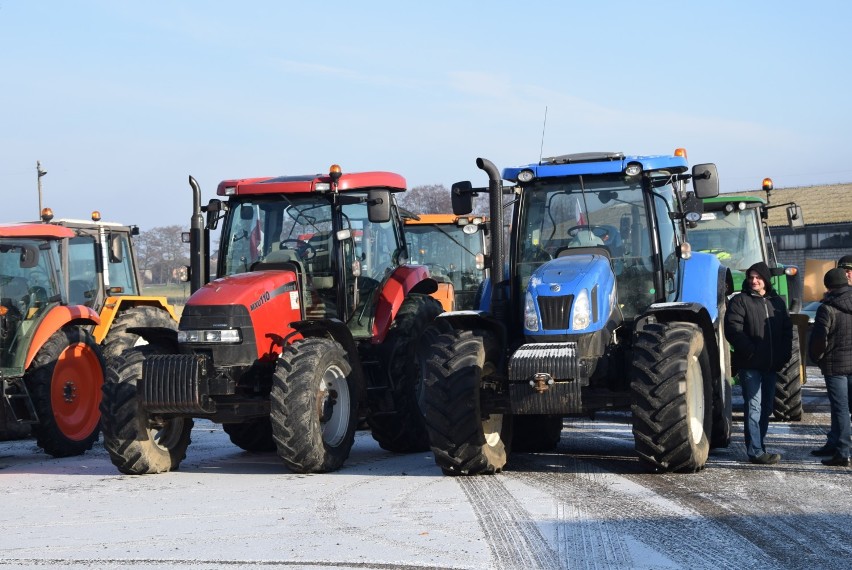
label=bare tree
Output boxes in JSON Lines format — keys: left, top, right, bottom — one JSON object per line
{"left": 135, "top": 225, "right": 190, "bottom": 284}
{"left": 397, "top": 184, "right": 452, "bottom": 215}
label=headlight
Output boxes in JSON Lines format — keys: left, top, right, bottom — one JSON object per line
{"left": 524, "top": 291, "right": 539, "bottom": 332}
{"left": 178, "top": 329, "right": 242, "bottom": 344}
{"left": 572, "top": 288, "right": 591, "bottom": 330}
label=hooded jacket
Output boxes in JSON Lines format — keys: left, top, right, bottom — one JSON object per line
{"left": 725, "top": 262, "right": 793, "bottom": 373}
{"left": 809, "top": 285, "right": 852, "bottom": 375}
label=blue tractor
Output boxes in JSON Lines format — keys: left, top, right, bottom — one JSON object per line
{"left": 421, "top": 150, "right": 732, "bottom": 474}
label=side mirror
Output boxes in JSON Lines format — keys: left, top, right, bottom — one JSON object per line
{"left": 451, "top": 181, "right": 473, "bottom": 215}
{"left": 19, "top": 246, "right": 38, "bottom": 269}
{"left": 787, "top": 204, "right": 804, "bottom": 229}
{"left": 691, "top": 163, "right": 719, "bottom": 199}
{"left": 368, "top": 189, "right": 391, "bottom": 223}
{"left": 206, "top": 199, "right": 224, "bottom": 230}
{"left": 108, "top": 233, "right": 123, "bottom": 263}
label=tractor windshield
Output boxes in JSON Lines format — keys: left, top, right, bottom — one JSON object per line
{"left": 405, "top": 222, "right": 486, "bottom": 310}
{"left": 688, "top": 207, "right": 765, "bottom": 272}
{"left": 219, "top": 194, "right": 404, "bottom": 331}
{"left": 0, "top": 238, "right": 63, "bottom": 369}
{"left": 516, "top": 174, "right": 680, "bottom": 318}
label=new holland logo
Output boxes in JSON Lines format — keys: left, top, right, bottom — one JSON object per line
{"left": 250, "top": 290, "right": 271, "bottom": 311}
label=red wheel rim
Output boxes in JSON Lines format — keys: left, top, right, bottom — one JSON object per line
{"left": 49, "top": 343, "right": 103, "bottom": 441}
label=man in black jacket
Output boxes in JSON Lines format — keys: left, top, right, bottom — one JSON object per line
{"left": 808, "top": 268, "right": 852, "bottom": 467}
{"left": 725, "top": 262, "right": 793, "bottom": 464}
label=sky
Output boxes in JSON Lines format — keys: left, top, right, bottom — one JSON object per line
{"left": 2, "top": 1, "right": 851, "bottom": 232}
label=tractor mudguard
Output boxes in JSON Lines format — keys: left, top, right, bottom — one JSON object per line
{"left": 371, "top": 265, "right": 435, "bottom": 343}
{"left": 24, "top": 305, "right": 100, "bottom": 369}
{"left": 679, "top": 251, "right": 724, "bottom": 322}
{"left": 92, "top": 296, "right": 178, "bottom": 344}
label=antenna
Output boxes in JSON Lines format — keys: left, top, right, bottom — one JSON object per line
{"left": 538, "top": 106, "right": 548, "bottom": 164}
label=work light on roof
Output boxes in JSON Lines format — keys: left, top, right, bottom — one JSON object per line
{"left": 223, "top": 186, "right": 236, "bottom": 196}
{"left": 624, "top": 162, "right": 642, "bottom": 176}
{"left": 517, "top": 169, "right": 534, "bottom": 183}
{"left": 462, "top": 223, "right": 478, "bottom": 235}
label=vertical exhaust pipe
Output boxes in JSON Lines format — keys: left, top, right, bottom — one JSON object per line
{"left": 188, "top": 175, "right": 207, "bottom": 294}
{"left": 476, "top": 158, "right": 507, "bottom": 322}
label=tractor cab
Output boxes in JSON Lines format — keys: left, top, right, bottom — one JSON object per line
{"left": 0, "top": 225, "right": 69, "bottom": 371}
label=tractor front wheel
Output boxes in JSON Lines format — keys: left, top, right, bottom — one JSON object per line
{"left": 631, "top": 322, "right": 712, "bottom": 473}
{"left": 102, "top": 305, "right": 176, "bottom": 361}
{"left": 100, "top": 344, "right": 193, "bottom": 474}
{"left": 27, "top": 326, "right": 105, "bottom": 457}
{"left": 421, "top": 327, "right": 512, "bottom": 475}
{"left": 224, "top": 418, "right": 276, "bottom": 452}
{"left": 270, "top": 338, "right": 357, "bottom": 473}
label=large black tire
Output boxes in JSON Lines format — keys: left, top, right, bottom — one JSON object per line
{"left": 421, "top": 327, "right": 512, "bottom": 475}
{"left": 512, "top": 415, "right": 563, "bottom": 452}
{"left": 368, "top": 294, "right": 443, "bottom": 453}
{"left": 27, "top": 326, "right": 105, "bottom": 457}
{"left": 223, "top": 419, "right": 276, "bottom": 452}
{"left": 102, "top": 305, "right": 177, "bottom": 361}
{"left": 270, "top": 338, "right": 357, "bottom": 473}
{"left": 631, "top": 322, "right": 712, "bottom": 473}
{"left": 100, "top": 345, "right": 193, "bottom": 474}
{"left": 774, "top": 326, "right": 803, "bottom": 421}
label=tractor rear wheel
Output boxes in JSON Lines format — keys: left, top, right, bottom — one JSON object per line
{"left": 421, "top": 327, "right": 512, "bottom": 475}
{"left": 27, "top": 326, "right": 104, "bottom": 457}
{"left": 774, "top": 326, "right": 803, "bottom": 421}
{"left": 631, "top": 321, "right": 712, "bottom": 473}
{"left": 368, "top": 294, "right": 443, "bottom": 453}
{"left": 270, "top": 338, "right": 357, "bottom": 473}
{"left": 102, "top": 305, "right": 176, "bottom": 361}
{"left": 224, "top": 419, "right": 276, "bottom": 452}
{"left": 100, "top": 344, "right": 193, "bottom": 474}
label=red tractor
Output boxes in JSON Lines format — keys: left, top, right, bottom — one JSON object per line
{"left": 100, "top": 165, "right": 442, "bottom": 474}
{"left": 1, "top": 223, "right": 105, "bottom": 456}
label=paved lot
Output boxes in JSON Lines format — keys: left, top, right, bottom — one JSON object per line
{"left": 1, "top": 367, "right": 850, "bottom": 569}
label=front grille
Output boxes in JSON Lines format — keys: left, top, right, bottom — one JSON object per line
{"left": 142, "top": 354, "right": 216, "bottom": 414}
{"left": 538, "top": 294, "right": 574, "bottom": 330}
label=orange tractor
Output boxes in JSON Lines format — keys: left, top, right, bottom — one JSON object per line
{"left": 1, "top": 223, "right": 104, "bottom": 456}
{"left": 403, "top": 214, "right": 489, "bottom": 311}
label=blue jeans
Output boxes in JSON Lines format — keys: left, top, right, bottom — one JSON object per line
{"left": 824, "top": 374, "right": 852, "bottom": 458}
{"left": 740, "top": 369, "right": 777, "bottom": 458}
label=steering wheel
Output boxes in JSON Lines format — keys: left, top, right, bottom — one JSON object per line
{"left": 566, "top": 225, "right": 611, "bottom": 242}
{"left": 279, "top": 239, "right": 316, "bottom": 260}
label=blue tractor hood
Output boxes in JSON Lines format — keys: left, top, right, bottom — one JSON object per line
{"left": 525, "top": 252, "right": 618, "bottom": 335}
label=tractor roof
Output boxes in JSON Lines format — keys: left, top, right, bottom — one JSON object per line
{"left": 702, "top": 195, "right": 766, "bottom": 209}
{"left": 217, "top": 169, "right": 407, "bottom": 197}
{"left": 503, "top": 151, "right": 689, "bottom": 182}
{"left": 0, "top": 223, "right": 75, "bottom": 239}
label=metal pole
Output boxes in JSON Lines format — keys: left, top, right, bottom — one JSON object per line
{"left": 36, "top": 160, "right": 47, "bottom": 216}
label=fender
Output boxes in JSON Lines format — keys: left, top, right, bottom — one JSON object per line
{"left": 24, "top": 305, "right": 101, "bottom": 369}
{"left": 91, "top": 296, "right": 179, "bottom": 344}
{"left": 371, "top": 265, "right": 436, "bottom": 344}
{"left": 680, "top": 251, "right": 723, "bottom": 322}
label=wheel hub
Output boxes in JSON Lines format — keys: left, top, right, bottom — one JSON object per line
{"left": 62, "top": 380, "right": 77, "bottom": 403}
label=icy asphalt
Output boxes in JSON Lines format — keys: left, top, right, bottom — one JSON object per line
{"left": 1, "top": 367, "right": 850, "bottom": 570}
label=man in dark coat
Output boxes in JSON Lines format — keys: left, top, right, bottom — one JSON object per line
{"left": 808, "top": 268, "right": 852, "bottom": 467}
{"left": 725, "top": 261, "right": 793, "bottom": 464}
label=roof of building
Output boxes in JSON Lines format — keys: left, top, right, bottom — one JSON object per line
{"left": 731, "top": 182, "right": 852, "bottom": 227}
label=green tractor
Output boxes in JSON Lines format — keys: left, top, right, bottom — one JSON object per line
{"left": 688, "top": 177, "right": 806, "bottom": 421}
